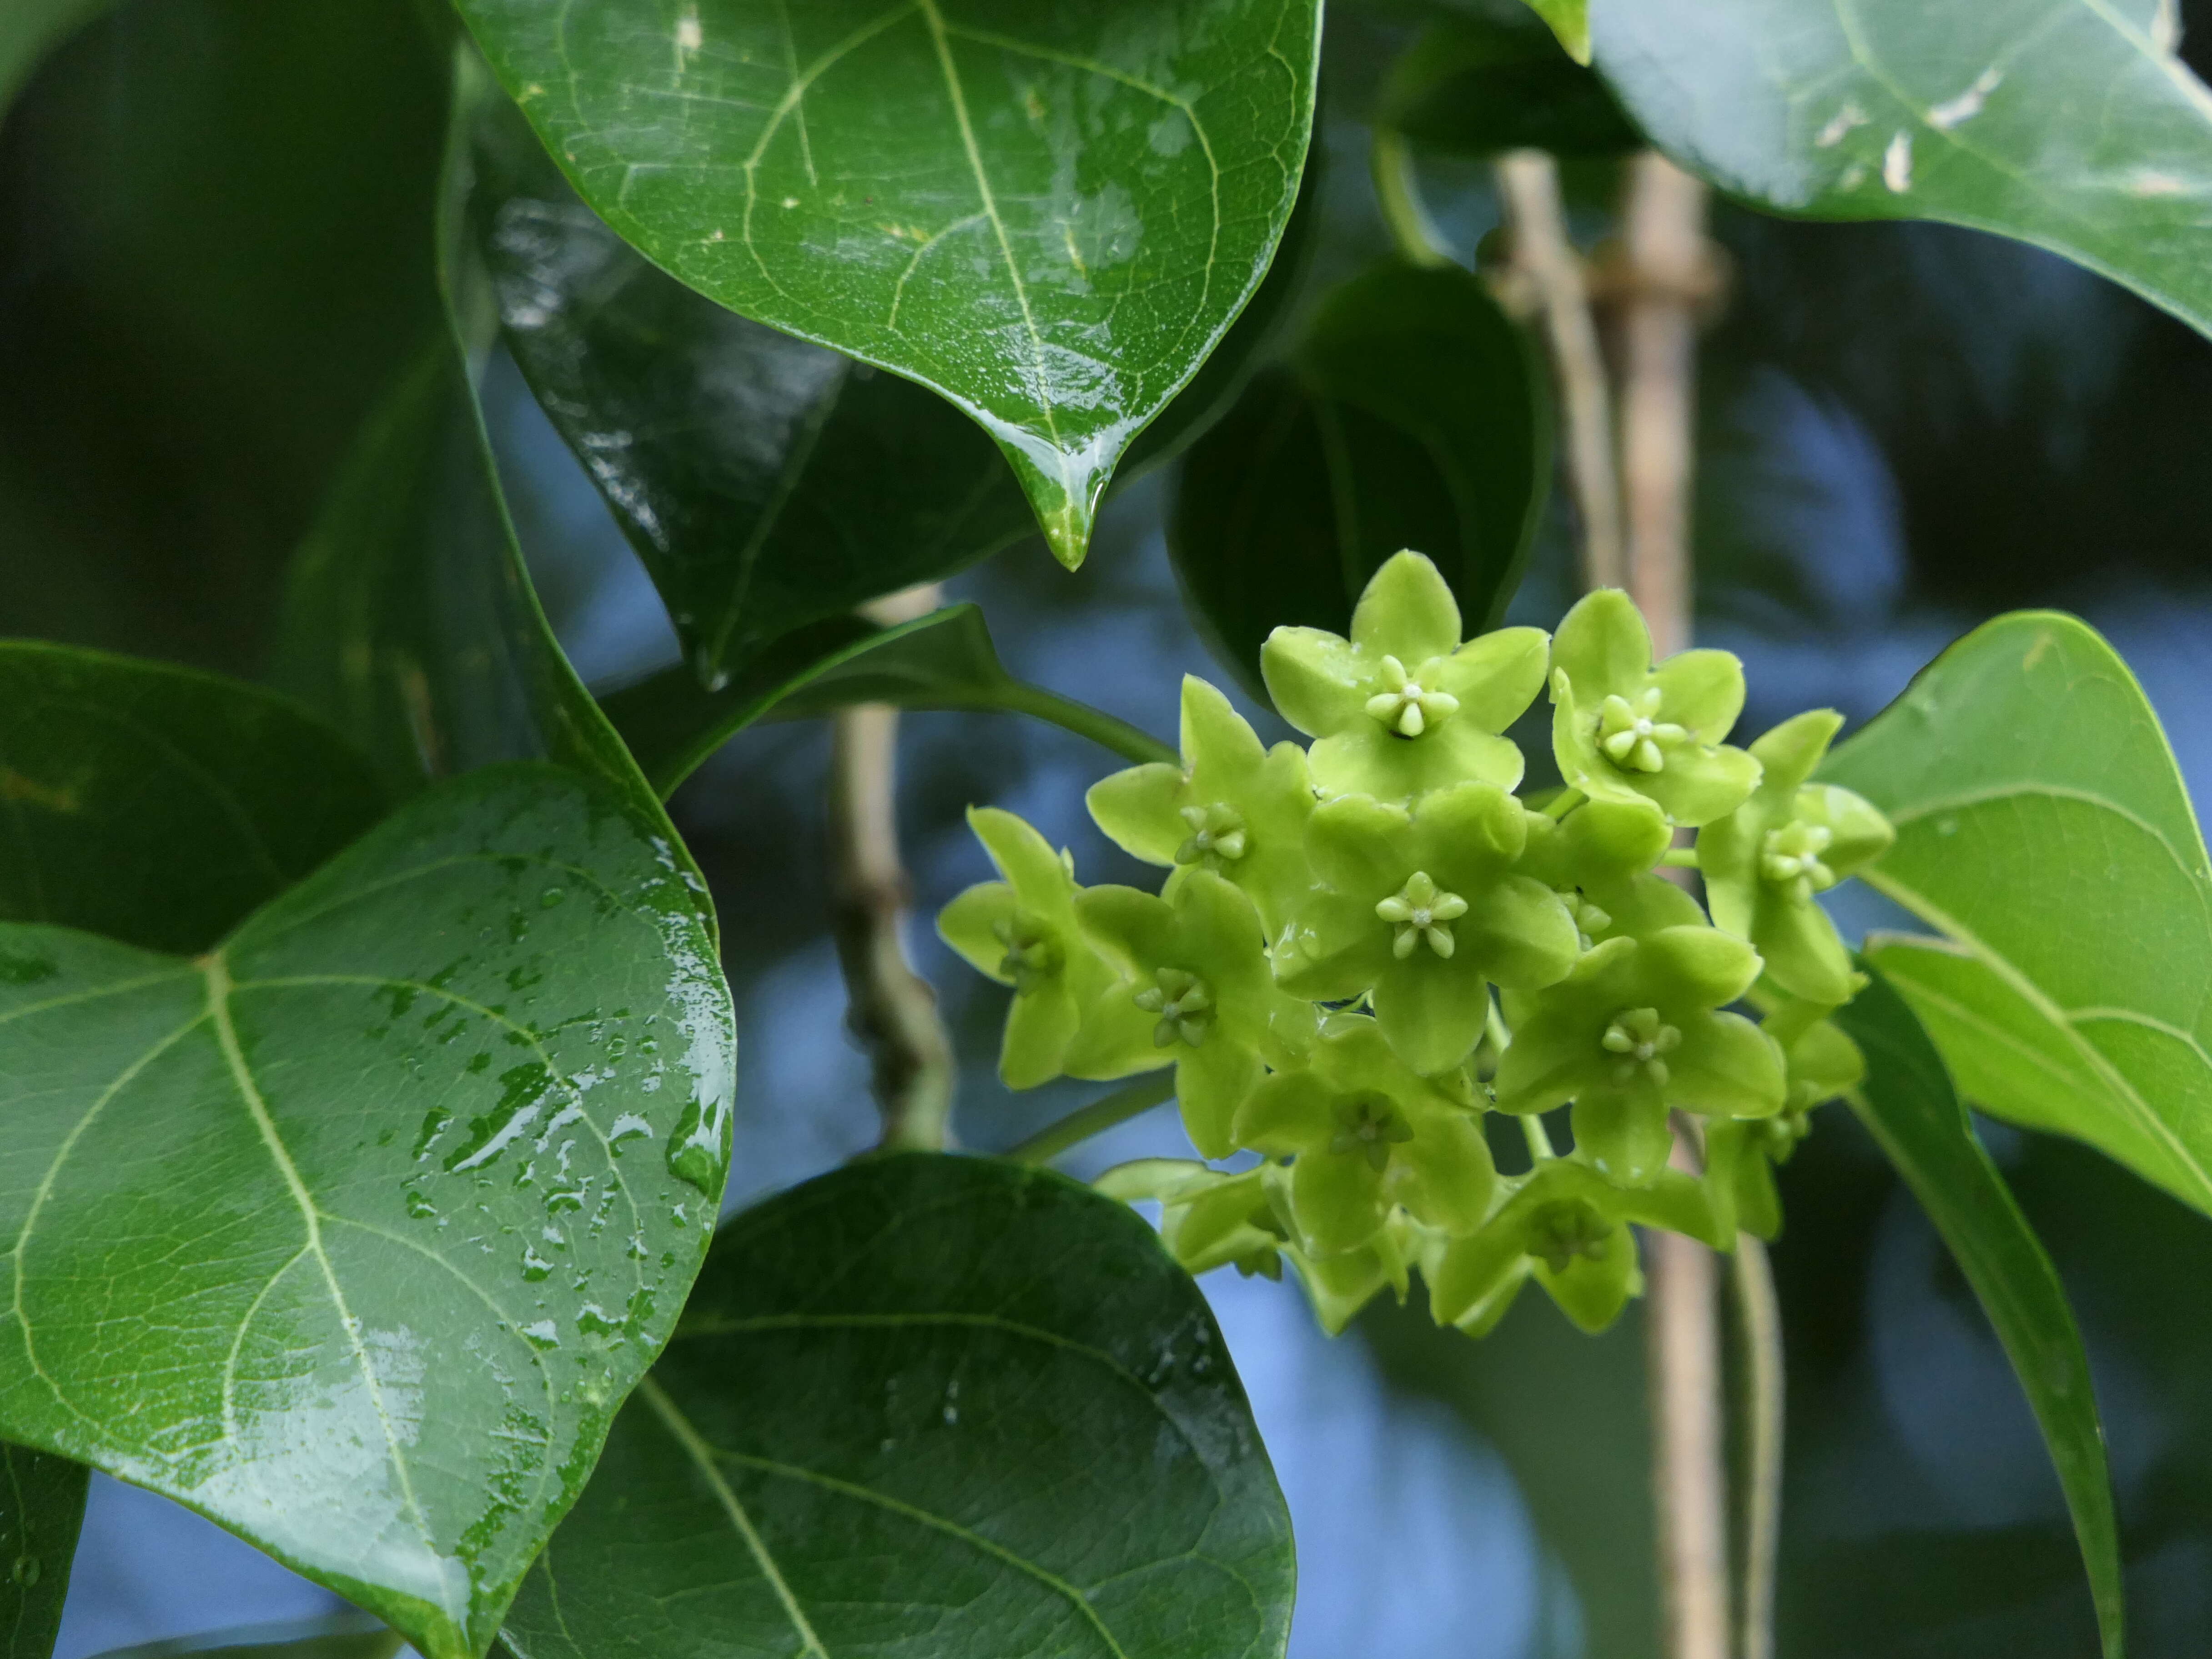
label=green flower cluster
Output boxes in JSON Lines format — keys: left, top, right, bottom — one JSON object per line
{"left": 941, "top": 553, "right": 1893, "bottom": 1337}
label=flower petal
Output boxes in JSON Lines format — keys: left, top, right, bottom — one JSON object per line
{"left": 1349, "top": 550, "right": 1463, "bottom": 665}
{"left": 1262, "top": 625, "right": 1367, "bottom": 738}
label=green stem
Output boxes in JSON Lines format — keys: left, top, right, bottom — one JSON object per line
{"left": 1372, "top": 126, "right": 1452, "bottom": 268}
{"left": 1732, "top": 1233, "right": 1786, "bottom": 1659}
{"left": 995, "top": 683, "right": 1176, "bottom": 767}
{"left": 1543, "top": 787, "right": 1586, "bottom": 821}
{"left": 1005, "top": 1072, "right": 1177, "bottom": 1165}
{"left": 1520, "top": 1114, "right": 1557, "bottom": 1162}
{"left": 1661, "top": 847, "right": 1701, "bottom": 868}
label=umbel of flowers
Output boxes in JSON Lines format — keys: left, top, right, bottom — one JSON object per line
{"left": 940, "top": 553, "right": 1894, "bottom": 1337}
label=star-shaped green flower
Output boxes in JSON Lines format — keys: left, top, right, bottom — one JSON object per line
{"left": 1517, "top": 797, "right": 1696, "bottom": 950}
{"left": 1285, "top": 1210, "right": 1419, "bottom": 1335}
{"left": 1261, "top": 551, "right": 1550, "bottom": 803}
{"left": 1086, "top": 674, "right": 1317, "bottom": 937}
{"left": 1493, "top": 925, "right": 1786, "bottom": 1185}
{"left": 1425, "top": 1160, "right": 1641, "bottom": 1334}
{"left": 1077, "top": 870, "right": 1317, "bottom": 1158}
{"left": 937, "top": 807, "right": 1153, "bottom": 1088}
{"left": 1274, "top": 782, "right": 1580, "bottom": 1076}
{"left": 1699, "top": 709, "right": 1895, "bottom": 1005}
{"left": 1094, "top": 1159, "right": 1285, "bottom": 1278}
{"left": 1548, "top": 588, "right": 1761, "bottom": 825}
{"left": 1233, "top": 1017, "right": 1496, "bottom": 1256}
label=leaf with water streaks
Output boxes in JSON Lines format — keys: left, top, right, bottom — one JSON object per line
{"left": 0, "top": 763, "right": 736, "bottom": 1659}
{"left": 1836, "top": 964, "right": 2124, "bottom": 1659}
{"left": 1822, "top": 610, "right": 2212, "bottom": 1221}
{"left": 454, "top": 0, "right": 1322, "bottom": 568}
{"left": 0, "top": 644, "right": 385, "bottom": 956}
{"left": 500, "top": 1154, "right": 1295, "bottom": 1659}
{"left": 0, "top": 1441, "right": 85, "bottom": 1659}
{"left": 1590, "top": 0, "right": 2212, "bottom": 344}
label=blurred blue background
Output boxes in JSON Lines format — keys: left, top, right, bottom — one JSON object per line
{"left": 7, "top": 2, "right": 2212, "bottom": 1655}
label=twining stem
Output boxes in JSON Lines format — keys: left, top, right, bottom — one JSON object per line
{"left": 1494, "top": 150, "right": 1626, "bottom": 592}
{"left": 1372, "top": 126, "right": 1453, "bottom": 268}
{"left": 993, "top": 681, "right": 1176, "bottom": 767}
{"left": 1005, "top": 1072, "right": 1179, "bottom": 1166}
{"left": 1617, "top": 152, "right": 1711, "bottom": 658}
{"left": 1613, "top": 152, "right": 1731, "bottom": 1659}
{"left": 1732, "top": 1235, "right": 1786, "bottom": 1659}
{"left": 830, "top": 586, "right": 958, "bottom": 1153}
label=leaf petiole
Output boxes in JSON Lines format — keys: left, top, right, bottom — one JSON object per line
{"left": 1005, "top": 1073, "right": 1179, "bottom": 1165}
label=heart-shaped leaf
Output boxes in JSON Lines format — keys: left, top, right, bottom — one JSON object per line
{"left": 1836, "top": 964, "right": 2124, "bottom": 1659}
{"left": 453, "top": 0, "right": 1323, "bottom": 568}
{"left": 1590, "top": 0, "right": 2212, "bottom": 343}
{"left": 603, "top": 602, "right": 1173, "bottom": 799}
{"left": 499, "top": 1153, "right": 1294, "bottom": 1659}
{"left": 1822, "top": 610, "right": 2212, "bottom": 1220}
{"left": 467, "top": 93, "right": 1036, "bottom": 688}
{"left": 0, "top": 1441, "right": 86, "bottom": 1659}
{"left": 0, "top": 643, "right": 385, "bottom": 955}
{"left": 0, "top": 761, "right": 735, "bottom": 1659}
{"left": 1170, "top": 261, "right": 1550, "bottom": 703}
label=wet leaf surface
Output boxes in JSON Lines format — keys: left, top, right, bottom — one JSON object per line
{"left": 455, "top": 0, "right": 1322, "bottom": 565}
{"left": 1593, "top": 0, "right": 2212, "bottom": 342}
{"left": 0, "top": 764, "right": 735, "bottom": 1659}
{"left": 502, "top": 1154, "right": 1294, "bottom": 1659}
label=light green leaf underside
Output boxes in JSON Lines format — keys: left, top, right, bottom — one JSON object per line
{"left": 1837, "top": 965, "right": 2124, "bottom": 1659}
{"left": 454, "top": 0, "right": 1322, "bottom": 565}
{"left": 0, "top": 765, "right": 735, "bottom": 1659}
{"left": 501, "top": 1154, "right": 1294, "bottom": 1659}
{"left": 1590, "top": 0, "right": 2212, "bottom": 342}
{"left": 602, "top": 603, "right": 1172, "bottom": 799}
{"left": 1823, "top": 609, "right": 2212, "bottom": 1218}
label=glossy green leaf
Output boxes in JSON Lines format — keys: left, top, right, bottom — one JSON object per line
{"left": 1590, "top": 0, "right": 2212, "bottom": 343}
{"left": 0, "top": 644, "right": 385, "bottom": 955}
{"left": 0, "top": 761, "right": 736, "bottom": 1659}
{"left": 501, "top": 1153, "right": 1294, "bottom": 1659}
{"left": 603, "top": 602, "right": 1173, "bottom": 799}
{"left": 454, "top": 0, "right": 1323, "bottom": 567}
{"left": 1835, "top": 964, "right": 2123, "bottom": 1659}
{"left": 1169, "top": 261, "right": 1550, "bottom": 704}
{"left": 0, "top": 1442, "right": 86, "bottom": 1659}
{"left": 467, "top": 93, "right": 1035, "bottom": 688}
{"left": 1382, "top": 10, "right": 1638, "bottom": 158}
{"left": 1822, "top": 611, "right": 2212, "bottom": 1219}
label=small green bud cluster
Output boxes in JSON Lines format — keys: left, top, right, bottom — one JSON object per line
{"left": 941, "top": 553, "right": 1893, "bottom": 1338}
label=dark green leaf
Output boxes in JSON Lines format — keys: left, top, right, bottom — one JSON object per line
{"left": 0, "top": 762, "right": 736, "bottom": 1659}
{"left": 467, "top": 94, "right": 1035, "bottom": 688}
{"left": 0, "top": 0, "right": 111, "bottom": 114}
{"left": 603, "top": 602, "right": 1174, "bottom": 799}
{"left": 0, "top": 1443, "right": 86, "bottom": 1659}
{"left": 501, "top": 1153, "right": 1294, "bottom": 1659}
{"left": 1835, "top": 964, "right": 2124, "bottom": 1659}
{"left": 0, "top": 644, "right": 385, "bottom": 954}
{"left": 1821, "top": 611, "right": 2212, "bottom": 1220}
{"left": 1590, "top": 0, "right": 2212, "bottom": 342}
{"left": 271, "top": 48, "right": 710, "bottom": 915}
{"left": 1170, "top": 261, "right": 1550, "bottom": 703}
{"left": 1382, "top": 11, "right": 1639, "bottom": 157}
{"left": 454, "top": 0, "right": 1323, "bottom": 567}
